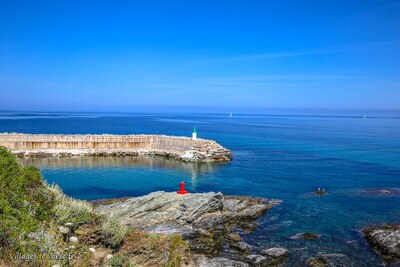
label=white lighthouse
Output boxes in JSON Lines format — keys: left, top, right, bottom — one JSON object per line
{"left": 192, "top": 126, "right": 197, "bottom": 140}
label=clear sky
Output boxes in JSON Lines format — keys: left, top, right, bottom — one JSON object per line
{"left": 0, "top": 1, "right": 399, "bottom": 112}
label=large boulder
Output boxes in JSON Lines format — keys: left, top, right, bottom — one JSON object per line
{"left": 95, "top": 191, "right": 281, "bottom": 256}
{"left": 95, "top": 191, "right": 224, "bottom": 229}
{"left": 196, "top": 255, "right": 249, "bottom": 267}
{"left": 364, "top": 224, "right": 400, "bottom": 261}
{"left": 260, "top": 247, "right": 288, "bottom": 260}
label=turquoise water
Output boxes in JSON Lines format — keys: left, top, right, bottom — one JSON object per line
{"left": 1, "top": 111, "right": 400, "bottom": 265}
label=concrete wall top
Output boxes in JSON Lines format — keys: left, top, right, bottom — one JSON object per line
{"left": 0, "top": 133, "right": 208, "bottom": 151}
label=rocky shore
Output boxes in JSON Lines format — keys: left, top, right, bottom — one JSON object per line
{"left": 363, "top": 224, "right": 400, "bottom": 262}
{"left": 12, "top": 146, "right": 232, "bottom": 162}
{"left": 94, "top": 191, "right": 284, "bottom": 266}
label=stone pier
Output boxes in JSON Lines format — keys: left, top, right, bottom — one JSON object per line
{"left": 0, "top": 133, "right": 232, "bottom": 162}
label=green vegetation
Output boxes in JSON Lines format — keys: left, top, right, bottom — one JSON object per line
{"left": 0, "top": 146, "right": 193, "bottom": 266}
{"left": 108, "top": 254, "right": 126, "bottom": 266}
{"left": 165, "top": 235, "right": 189, "bottom": 267}
{"left": 0, "top": 147, "right": 56, "bottom": 256}
{"left": 50, "top": 184, "right": 94, "bottom": 226}
{"left": 101, "top": 219, "right": 128, "bottom": 248}
{"left": 0, "top": 147, "right": 96, "bottom": 266}
{"left": 146, "top": 233, "right": 162, "bottom": 250}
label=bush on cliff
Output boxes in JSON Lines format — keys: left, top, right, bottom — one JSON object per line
{"left": 0, "top": 147, "right": 96, "bottom": 265}
{"left": 101, "top": 219, "right": 128, "bottom": 248}
{"left": 49, "top": 184, "right": 95, "bottom": 226}
{"left": 0, "top": 146, "right": 55, "bottom": 251}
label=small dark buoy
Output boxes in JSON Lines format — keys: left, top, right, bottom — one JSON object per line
{"left": 177, "top": 181, "right": 188, "bottom": 194}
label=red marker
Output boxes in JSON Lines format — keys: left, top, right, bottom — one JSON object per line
{"left": 177, "top": 181, "right": 188, "bottom": 194}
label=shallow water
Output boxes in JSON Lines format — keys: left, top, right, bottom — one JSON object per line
{"left": 2, "top": 111, "right": 400, "bottom": 266}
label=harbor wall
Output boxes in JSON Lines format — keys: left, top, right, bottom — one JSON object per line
{"left": 0, "top": 133, "right": 197, "bottom": 152}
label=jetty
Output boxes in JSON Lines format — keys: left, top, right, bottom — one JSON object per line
{"left": 0, "top": 133, "right": 232, "bottom": 162}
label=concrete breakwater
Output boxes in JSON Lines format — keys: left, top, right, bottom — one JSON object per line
{"left": 0, "top": 133, "right": 232, "bottom": 162}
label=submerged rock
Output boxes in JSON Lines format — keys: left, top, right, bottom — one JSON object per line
{"left": 95, "top": 191, "right": 281, "bottom": 256}
{"left": 306, "top": 253, "right": 347, "bottom": 267}
{"left": 290, "top": 232, "right": 320, "bottom": 240}
{"left": 359, "top": 188, "right": 400, "bottom": 196}
{"left": 306, "top": 255, "right": 328, "bottom": 267}
{"left": 363, "top": 224, "right": 400, "bottom": 261}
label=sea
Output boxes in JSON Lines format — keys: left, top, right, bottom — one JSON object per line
{"left": 1, "top": 110, "right": 399, "bottom": 266}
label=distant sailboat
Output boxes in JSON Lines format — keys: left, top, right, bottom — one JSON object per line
{"left": 363, "top": 115, "right": 367, "bottom": 119}
{"left": 229, "top": 112, "right": 233, "bottom": 117}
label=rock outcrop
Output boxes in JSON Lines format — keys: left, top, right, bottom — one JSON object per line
{"left": 94, "top": 191, "right": 282, "bottom": 261}
{"left": 306, "top": 253, "right": 347, "bottom": 267}
{"left": 260, "top": 247, "right": 288, "bottom": 260}
{"left": 195, "top": 255, "right": 249, "bottom": 267}
{"left": 0, "top": 133, "right": 232, "bottom": 162}
{"left": 363, "top": 224, "right": 400, "bottom": 261}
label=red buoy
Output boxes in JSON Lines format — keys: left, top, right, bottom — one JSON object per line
{"left": 177, "top": 181, "right": 188, "bottom": 194}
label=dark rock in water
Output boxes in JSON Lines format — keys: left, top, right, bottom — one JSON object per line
{"left": 290, "top": 232, "right": 320, "bottom": 240}
{"left": 306, "top": 255, "right": 328, "bottom": 267}
{"left": 245, "top": 254, "right": 270, "bottom": 266}
{"left": 363, "top": 224, "right": 400, "bottom": 261}
{"left": 229, "top": 241, "right": 252, "bottom": 253}
{"left": 95, "top": 191, "right": 281, "bottom": 257}
{"left": 306, "top": 252, "right": 348, "bottom": 266}
{"left": 260, "top": 247, "right": 288, "bottom": 259}
{"left": 359, "top": 188, "right": 400, "bottom": 196}
{"left": 196, "top": 255, "right": 249, "bottom": 267}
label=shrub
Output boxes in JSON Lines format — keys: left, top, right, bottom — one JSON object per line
{"left": 101, "top": 220, "right": 128, "bottom": 248}
{"left": 146, "top": 233, "right": 161, "bottom": 250}
{"left": 125, "top": 259, "right": 137, "bottom": 267}
{"left": 164, "top": 235, "right": 189, "bottom": 267}
{"left": 49, "top": 184, "right": 95, "bottom": 226}
{"left": 0, "top": 147, "right": 56, "bottom": 254}
{"left": 108, "top": 254, "right": 126, "bottom": 267}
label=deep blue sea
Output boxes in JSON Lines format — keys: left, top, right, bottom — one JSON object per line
{"left": 1, "top": 111, "right": 400, "bottom": 266}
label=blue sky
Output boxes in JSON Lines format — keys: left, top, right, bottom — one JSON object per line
{"left": 0, "top": 0, "right": 399, "bottom": 112}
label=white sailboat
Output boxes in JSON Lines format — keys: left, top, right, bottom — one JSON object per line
{"left": 229, "top": 112, "right": 233, "bottom": 117}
